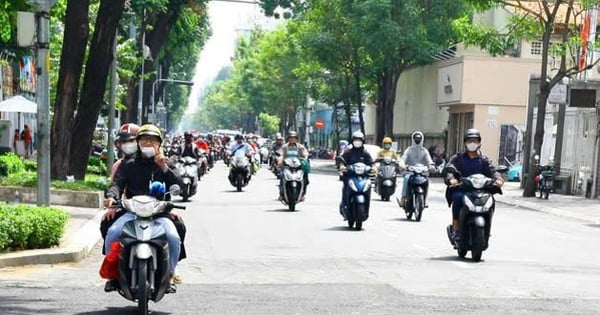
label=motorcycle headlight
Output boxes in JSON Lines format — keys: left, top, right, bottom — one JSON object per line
{"left": 125, "top": 196, "right": 160, "bottom": 218}
{"left": 463, "top": 195, "right": 475, "bottom": 210}
{"left": 348, "top": 179, "right": 359, "bottom": 192}
{"left": 470, "top": 177, "right": 487, "bottom": 189}
{"left": 483, "top": 195, "right": 494, "bottom": 210}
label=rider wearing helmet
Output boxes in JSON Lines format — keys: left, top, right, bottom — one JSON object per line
{"left": 277, "top": 131, "right": 309, "bottom": 200}
{"left": 443, "top": 129, "right": 504, "bottom": 244}
{"left": 377, "top": 137, "right": 398, "bottom": 160}
{"left": 398, "top": 131, "right": 435, "bottom": 208}
{"left": 103, "top": 124, "right": 183, "bottom": 293}
{"left": 339, "top": 131, "right": 374, "bottom": 216}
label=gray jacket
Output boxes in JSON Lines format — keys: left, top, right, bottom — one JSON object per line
{"left": 400, "top": 131, "right": 434, "bottom": 168}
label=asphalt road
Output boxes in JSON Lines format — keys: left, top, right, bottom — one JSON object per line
{"left": 1, "top": 160, "right": 599, "bottom": 314}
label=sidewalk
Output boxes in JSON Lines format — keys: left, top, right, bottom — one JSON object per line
{"left": 0, "top": 204, "right": 103, "bottom": 268}
{"left": 310, "top": 159, "right": 600, "bottom": 224}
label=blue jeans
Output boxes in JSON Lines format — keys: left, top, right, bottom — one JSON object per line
{"left": 401, "top": 173, "right": 411, "bottom": 198}
{"left": 451, "top": 190, "right": 466, "bottom": 220}
{"left": 105, "top": 213, "right": 181, "bottom": 275}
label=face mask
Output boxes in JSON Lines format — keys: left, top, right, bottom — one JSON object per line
{"left": 384, "top": 144, "right": 391, "bottom": 150}
{"left": 121, "top": 142, "right": 138, "bottom": 156}
{"left": 466, "top": 142, "right": 479, "bottom": 152}
{"left": 414, "top": 138, "right": 422, "bottom": 145}
{"left": 140, "top": 146, "right": 156, "bottom": 158}
{"left": 353, "top": 140, "right": 363, "bottom": 148}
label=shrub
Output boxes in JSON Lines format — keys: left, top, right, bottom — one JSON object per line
{"left": 0, "top": 153, "right": 24, "bottom": 176}
{"left": 23, "top": 159, "right": 37, "bottom": 172}
{"left": 0, "top": 172, "right": 109, "bottom": 192}
{"left": 0, "top": 205, "right": 68, "bottom": 251}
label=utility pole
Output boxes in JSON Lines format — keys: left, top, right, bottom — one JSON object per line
{"left": 522, "top": 75, "right": 540, "bottom": 189}
{"left": 137, "top": 9, "right": 146, "bottom": 125}
{"left": 106, "top": 32, "right": 118, "bottom": 174}
{"left": 34, "top": 0, "right": 56, "bottom": 206}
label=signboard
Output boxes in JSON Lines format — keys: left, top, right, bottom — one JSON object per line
{"left": 548, "top": 84, "right": 568, "bottom": 105}
{"left": 569, "top": 88, "right": 596, "bottom": 108}
{"left": 314, "top": 118, "right": 325, "bottom": 130}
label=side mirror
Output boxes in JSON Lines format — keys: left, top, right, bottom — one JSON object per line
{"left": 169, "top": 184, "right": 181, "bottom": 197}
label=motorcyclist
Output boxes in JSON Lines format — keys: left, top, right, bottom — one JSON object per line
{"left": 399, "top": 131, "right": 435, "bottom": 208}
{"left": 229, "top": 134, "right": 253, "bottom": 178}
{"left": 339, "top": 131, "right": 374, "bottom": 215}
{"left": 103, "top": 124, "right": 183, "bottom": 294}
{"left": 101, "top": 123, "right": 139, "bottom": 255}
{"left": 180, "top": 132, "right": 203, "bottom": 178}
{"left": 443, "top": 129, "right": 504, "bottom": 244}
{"left": 377, "top": 137, "right": 398, "bottom": 160}
{"left": 277, "top": 131, "right": 309, "bottom": 200}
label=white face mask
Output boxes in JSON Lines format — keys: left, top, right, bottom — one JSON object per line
{"left": 140, "top": 146, "right": 156, "bottom": 158}
{"left": 353, "top": 140, "right": 363, "bottom": 148}
{"left": 466, "top": 142, "right": 479, "bottom": 152}
{"left": 120, "top": 142, "right": 138, "bottom": 156}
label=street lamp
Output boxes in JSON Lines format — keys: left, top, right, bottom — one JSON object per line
{"left": 151, "top": 78, "right": 193, "bottom": 124}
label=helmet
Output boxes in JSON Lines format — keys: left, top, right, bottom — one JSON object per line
{"left": 276, "top": 135, "right": 284, "bottom": 141}
{"left": 464, "top": 128, "right": 481, "bottom": 142}
{"left": 382, "top": 137, "right": 392, "bottom": 145}
{"left": 234, "top": 133, "right": 243, "bottom": 141}
{"left": 136, "top": 124, "right": 163, "bottom": 143}
{"left": 117, "top": 123, "right": 139, "bottom": 141}
{"left": 287, "top": 131, "right": 298, "bottom": 139}
{"left": 351, "top": 131, "right": 365, "bottom": 141}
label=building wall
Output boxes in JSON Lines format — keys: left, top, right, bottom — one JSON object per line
{"left": 394, "top": 63, "right": 449, "bottom": 149}
{"left": 473, "top": 103, "right": 525, "bottom": 164}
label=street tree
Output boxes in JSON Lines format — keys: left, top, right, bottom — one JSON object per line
{"left": 460, "top": 0, "right": 600, "bottom": 197}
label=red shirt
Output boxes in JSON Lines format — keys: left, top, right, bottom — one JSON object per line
{"left": 195, "top": 140, "right": 209, "bottom": 152}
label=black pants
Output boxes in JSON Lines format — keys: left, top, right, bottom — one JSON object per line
{"left": 100, "top": 211, "right": 187, "bottom": 261}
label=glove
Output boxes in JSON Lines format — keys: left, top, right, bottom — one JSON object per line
{"left": 339, "top": 165, "right": 347, "bottom": 172}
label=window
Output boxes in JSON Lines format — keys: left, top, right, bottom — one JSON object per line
{"left": 530, "top": 41, "right": 542, "bottom": 55}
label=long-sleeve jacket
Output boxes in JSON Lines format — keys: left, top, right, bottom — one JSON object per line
{"left": 105, "top": 156, "right": 181, "bottom": 200}
{"left": 443, "top": 151, "right": 503, "bottom": 206}
{"left": 400, "top": 131, "right": 434, "bottom": 169}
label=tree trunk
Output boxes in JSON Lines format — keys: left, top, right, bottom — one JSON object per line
{"left": 69, "top": 0, "right": 126, "bottom": 179}
{"left": 50, "top": 0, "right": 90, "bottom": 180}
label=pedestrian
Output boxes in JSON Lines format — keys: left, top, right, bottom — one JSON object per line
{"left": 13, "top": 129, "right": 20, "bottom": 154}
{"left": 23, "top": 125, "right": 32, "bottom": 158}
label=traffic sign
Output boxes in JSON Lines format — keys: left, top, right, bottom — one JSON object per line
{"left": 315, "top": 118, "right": 325, "bottom": 130}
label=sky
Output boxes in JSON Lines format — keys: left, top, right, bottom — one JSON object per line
{"left": 186, "top": 1, "right": 280, "bottom": 114}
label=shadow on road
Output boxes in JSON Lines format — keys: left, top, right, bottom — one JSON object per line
{"left": 428, "top": 255, "right": 485, "bottom": 263}
{"left": 323, "top": 226, "right": 359, "bottom": 231}
{"left": 265, "top": 208, "right": 294, "bottom": 212}
{"left": 74, "top": 307, "right": 171, "bottom": 315}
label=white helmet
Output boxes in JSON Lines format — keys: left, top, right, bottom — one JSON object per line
{"left": 351, "top": 131, "right": 365, "bottom": 141}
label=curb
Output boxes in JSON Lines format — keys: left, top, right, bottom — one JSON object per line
{"left": 494, "top": 197, "right": 600, "bottom": 224}
{"left": 0, "top": 209, "right": 104, "bottom": 268}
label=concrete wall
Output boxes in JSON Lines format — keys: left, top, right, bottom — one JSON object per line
{"left": 462, "top": 57, "right": 541, "bottom": 106}
{"left": 394, "top": 63, "right": 449, "bottom": 149}
{"left": 473, "top": 104, "right": 525, "bottom": 164}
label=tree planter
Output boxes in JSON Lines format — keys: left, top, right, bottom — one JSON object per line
{"left": 0, "top": 186, "right": 102, "bottom": 208}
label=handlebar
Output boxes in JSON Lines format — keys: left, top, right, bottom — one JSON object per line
{"left": 171, "top": 204, "right": 186, "bottom": 210}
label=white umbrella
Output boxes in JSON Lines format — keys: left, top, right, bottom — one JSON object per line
{"left": 0, "top": 95, "right": 37, "bottom": 113}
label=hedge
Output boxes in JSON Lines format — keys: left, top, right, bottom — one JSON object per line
{"left": 0, "top": 153, "right": 24, "bottom": 176}
{"left": 0, "top": 204, "right": 69, "bottom": 251}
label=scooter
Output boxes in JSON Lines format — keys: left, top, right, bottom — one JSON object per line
{"left": 340, "top": 159, "right": 372, "bottom": 230}
{"left": 228, "top": 150, "right": 251, "bottom": 192}
{"left": 280, "top": 157, "right": 306, "bottom": 211}
{"left": 176, "top": 156, "right": 198, "bottom": 202}
{"left": 445, "top": 171, "right": 499, "bottom": 262}
{"left": 374, "top": 156, "right": 397, "bottom": 201}
{"left": 108, "top": 183, "right": 185, "bottom": 315}
{"left": 403, "top": 164, "right": 430, "bottom": 221}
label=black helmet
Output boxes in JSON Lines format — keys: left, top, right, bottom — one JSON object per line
{"left": 234, "top": 133, "right": 243, "bottom": 141}
{"left": 464, "top": 129, "right": 481, "bottom": 142}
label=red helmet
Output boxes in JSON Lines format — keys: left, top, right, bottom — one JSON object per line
{"left": 117, "top": 123, "right": 140, "bottom": 141}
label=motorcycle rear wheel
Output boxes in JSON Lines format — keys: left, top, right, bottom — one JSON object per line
{"left": 415, "top": 194, "right": 424, "bottom": 222}
{"left": 137, "top": 259, "right": 150, "bottom": 315}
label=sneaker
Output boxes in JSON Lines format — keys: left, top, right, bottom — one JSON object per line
{"left": 166, "top": 282, "right": 177, "bottom": 294}
{"left": 104, "top": 279, "right": 119, "bottom": 292}
{"left": 172, "top": 274, "right": 183, "bottom": 284}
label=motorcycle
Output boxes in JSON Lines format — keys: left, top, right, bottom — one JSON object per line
{"left": 228, "top": 149, "right": 251, "bottom": 192}
{"left": 198, "top": 149, "right": 209, "bottom": 178}
{"left": 280, "top": 157, "right": 306, "bottom": 211}
{"left": 445, "top": 172, "right": 498, "bottom": 262}
{"left": 269, "top": 151, "right": 281, "bottom": 178}
{"left": 340, "top": 159, "right": 372, "bottom": 230}
{"left": 109, "top": 183, "right": 185, "bottom": 315}
{"left": 374, "top": 156, "right": 398, "bottom": 201}
{"left": 403, "top": 164, "right": 430, "bottom": 221}
{"left": 176, "top": 156, "right": 198, "bottom": 202}
{"left": 260, "top": 147, "right": 270, "bottom": 164}
{"left": 537, "top": 165, "right": 554, "bottom": 199}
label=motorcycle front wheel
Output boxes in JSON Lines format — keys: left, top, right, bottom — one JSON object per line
{"left": 137, "top": 259, "right": 150, "bottom": 315}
